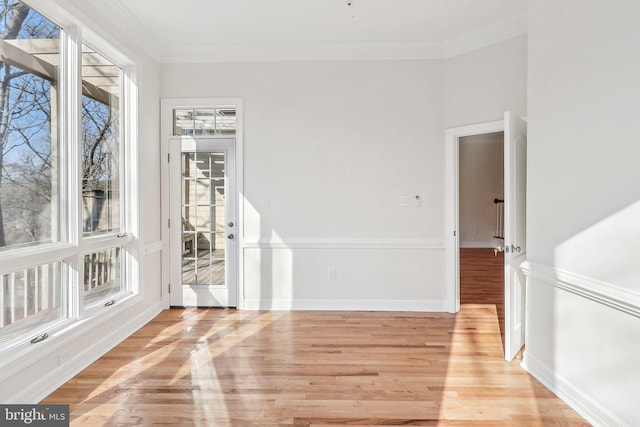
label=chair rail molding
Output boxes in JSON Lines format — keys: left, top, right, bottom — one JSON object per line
{"left": 521, "top": 260, "right": 640, "bottom": 318}
{"left": 242, "top": 237, "right": 445, "bottom": 250}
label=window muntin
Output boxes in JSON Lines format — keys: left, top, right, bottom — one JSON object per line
{"left": 0, "top": 3, "right": 61, "bottom": 251}
{"left": 81, "top": 43, "right": 121, "bottom": 237}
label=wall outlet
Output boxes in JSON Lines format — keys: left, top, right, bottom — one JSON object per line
{"left": 399, "top": 195, "right": 410, "bottom": 207}
{"left": 262, "top": 195, "right": 271, "bottom": 207}
{"left": 328, "top": 267, "right": 336, "bottom": 280}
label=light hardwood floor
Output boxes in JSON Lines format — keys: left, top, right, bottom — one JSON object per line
{"left": 43, "top": 305, "right": 588, "bottom": 426}
{"left": 460, "top": 248, "right": 505, "bottom": 339}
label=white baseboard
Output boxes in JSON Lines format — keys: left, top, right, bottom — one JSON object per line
{"left": 522, "top": 352, "right": 626, "bottom": 427}
{"left": 10, "top": 301, "right": 163, "bottom": 403}
{"left": 242, "top": 298, "right": 447, "bottom": 312}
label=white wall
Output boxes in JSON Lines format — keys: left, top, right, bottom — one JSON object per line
{"left": 445, "top": 35, "right": 527, "bottom": 128}
{"left": 162, "top": 60, "right": 447, "bottom": 310}
{"left": 525, "top": 1, "right": 640, "bottom": 425}
{"left": 0, "top": 0, "right": 163, "bottom": 403}
{"left": 160, "top": 35, "right": 528, "bottom": 310}
{"left": 459, "top": 133, "right": 504, "bottom": 247}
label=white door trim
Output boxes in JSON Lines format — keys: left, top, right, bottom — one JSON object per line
{"left": 160, "top": 98, "right": 244, "bottom": 310}
{"left": 444, "top": 120, "right": 504, "bottom": 313}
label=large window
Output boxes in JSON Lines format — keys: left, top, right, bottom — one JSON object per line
{"left": 0, "top": 1, "right": 136, "bottom": 351}
{"left": 0, "top": 0, "right": 60, "bottom": 251}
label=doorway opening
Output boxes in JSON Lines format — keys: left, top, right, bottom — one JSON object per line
{"left": 445, "top": 113, "right": 527, "bottom": 361}
{"left": 458, "top": 132, "right": 505, "bottom": 342}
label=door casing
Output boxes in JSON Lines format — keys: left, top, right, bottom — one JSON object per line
{"left": 445, "top": 119, "right": 504, "bottom": 313}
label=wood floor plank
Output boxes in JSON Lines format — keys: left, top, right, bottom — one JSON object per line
{"left": 42, "top": 305, "right": 588, "bottom": 426}
{"left": 460, "top": 248, "right": 505, "bottom": 339}
{"left": 41, "top": 253, "right": 588, "bottom": 425}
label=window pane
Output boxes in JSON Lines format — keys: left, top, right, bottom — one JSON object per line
{"left": 173, "top": 107, "right": 236, "bottom": 136}
{"left": 173, "top": 109, "right": 193, "bottom": 136}
{"left": 0, "top": 2, "right": 61, "bottom": 251}
{"left": 81, "top": 43, "right": 121, "bottom": 236}
{"left": 216, "top": 108, "right": 236, "bottom": 135}
{"left": 83, "top": 247, "right": 121, "bottom": 306}
{"left": 0, "top": 262, "right": 64, "bottom": 345}
{"left": 193, "top": 109, "right": 216, "bottom": 136}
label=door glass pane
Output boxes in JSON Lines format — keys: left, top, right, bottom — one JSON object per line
{"left": 81, "top": 43, "right": 121, "bottom": 237}
{"left": 0, "top": 4, "right": 61, "bottom": 251}
{"left": 181, "top": 152, "right": 226, "bottom": 286}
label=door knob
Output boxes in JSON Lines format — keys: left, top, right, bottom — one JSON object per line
{"left": 228, "top": 221, "right": 234, "bottom": 227}
{"left": 227, "top": 233, "right": 235, "bottom": 240}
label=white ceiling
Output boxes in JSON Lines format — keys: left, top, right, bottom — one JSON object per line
{"left": 88, "top": 0, "right": 527, "bottom": 62}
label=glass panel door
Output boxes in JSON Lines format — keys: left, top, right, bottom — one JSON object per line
{"left": 169, "top": 137, "right": 237, "bottom": 308}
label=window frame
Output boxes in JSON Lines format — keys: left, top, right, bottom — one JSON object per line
{"left": 0, "top": 1, "right": 140, "bottom": 357}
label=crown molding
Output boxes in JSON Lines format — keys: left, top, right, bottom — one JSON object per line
{"left": 106, "top": 0, "right": 163, "bottom": 59}
{"left": 67, "top": 1, "right": 527, "bottom": 63}
{"left": 157, "top": 41, "right": 446, "bottom": 63}
{"left": 444, "top": 14, "right": 527, "bottom": 58}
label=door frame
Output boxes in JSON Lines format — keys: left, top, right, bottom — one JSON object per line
{"left": 160, "top": 98, "right": 244, "bottom": 309}
{"left": 445, "top": 119, "right": 505, "bottom": 314}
